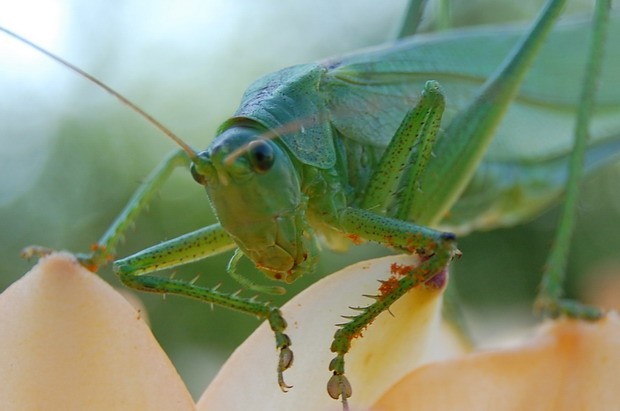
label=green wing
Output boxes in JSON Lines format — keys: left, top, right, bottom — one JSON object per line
{"left": 319, "top": 15, "right": 620, "bottom": 232}
{"left": 320, "top": 15, "right": 620, "bottom": 163}
{"left": 225, "top": 15, "right": 619, "bottom": 232}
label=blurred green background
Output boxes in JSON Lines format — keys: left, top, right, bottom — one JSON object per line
{"left": 1, "top": 0, "right": 619, "bottom": 399}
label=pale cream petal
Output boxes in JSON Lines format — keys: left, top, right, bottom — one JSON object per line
{"left": 197, "top": 254, "right": 468, "bottom": 411}
{"left": 373, "top": 312, "right": 620, "bottom": 411}
{"left": 0, "top": 252, "right": 195, "bottom": 411}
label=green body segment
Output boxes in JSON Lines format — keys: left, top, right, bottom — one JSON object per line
{"left": 226, "top": 11, "right": 620, "bottom": 235}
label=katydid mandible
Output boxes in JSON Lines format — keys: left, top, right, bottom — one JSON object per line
{"left": 3, "top": 0, "right": 620, "bottom": 407}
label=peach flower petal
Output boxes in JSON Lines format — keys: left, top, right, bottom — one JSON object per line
{"left": 0, "top": 252, "right": 195, "bottom": 411}
{"left": 373, "top": 312, "right": 620, "bottom": 411}
{"left": 198, "top": 254, "right": 468, "bottom": 411}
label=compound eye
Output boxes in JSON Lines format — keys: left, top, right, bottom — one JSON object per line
{"left": 248, "top": 140, "right": 275, "bottom": 173}
{"left": 190, "top": 162, "right": 206, "bottom": 185}
{"left": 190, "top": 151, "right": 211, "bottom": 185}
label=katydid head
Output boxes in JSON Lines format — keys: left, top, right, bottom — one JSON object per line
{"left": 190, "top": 125, "right": 313, "bottom": 283}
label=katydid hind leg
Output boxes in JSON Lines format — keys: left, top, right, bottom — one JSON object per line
{"left": 396, "top": 0, "right": 429, "bottom": 38}
{"left": 396, "top": 0, "right": 452, "bottom": 39}
{"left": 112, "top": 215, "right": 296, "bottom": 388}
{"left": 535, "top": 0, "right": 611, "bottom": 320}
{"left": 409, "top": 0, "right": 570, "bottom": 226}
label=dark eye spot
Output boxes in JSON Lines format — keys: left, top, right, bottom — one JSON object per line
{"left": 190, "top": 151, "right": 211, "bottom": 185}
{"left": 248, "top": 140, "right": 275, "bottom": 173}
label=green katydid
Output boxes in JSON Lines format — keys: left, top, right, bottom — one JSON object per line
{"left": 1, "top": 0, "right": 619, "bottom": 407}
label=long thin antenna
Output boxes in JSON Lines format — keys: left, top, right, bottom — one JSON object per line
{"left": 0, "top": 26, "right": 198, "bottom": 160}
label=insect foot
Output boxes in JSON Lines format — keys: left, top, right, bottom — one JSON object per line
{"left": 20, "top": 245, "right": 55, "bottom": 261}
{"left": 327, "top": 354, "right": 353, "bottom": 410}
{"left": 277, "top": 345, "right": 294, "bottom": 391}
{"left": 534, "top": 296, "right": 604, "bottom": 321}
{"left": 270, "top": 309, "right": 294, "bottom": 391}
{"left": 21, "top": 245, "right": 105, "bottom": 272}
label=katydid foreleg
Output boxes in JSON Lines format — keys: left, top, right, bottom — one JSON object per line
{"left": 101, "top": 161, "right": 296, "bottom": 389}
{"left": 76, "top": 149, "right": 191, "bottom": 271}
{"left": 20, "top": 149, "right": 192, "bottom": 268}
{"left": 111, "top": 217, "right": 295, "bottom": 390}
{"left": 113, "top": 224, "right": 235, "bottom": 276}
{"left": 326, "top": 207, "right": 457, "bottom": 407}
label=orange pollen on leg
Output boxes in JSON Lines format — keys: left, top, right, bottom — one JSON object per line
{"left": 346, "top": 233, "right": 363, "bottom": 245}
{"left": 351, "top": 327, "right": 366, "bottom": 340}
{"left": 390, "top": 262, "right": 415, "bottom": 277}
{"left": 378, "top": 263, "right": 418, "bottom": 297}
{"left": 378, "top": 276, "right": 400, "bottom": 297}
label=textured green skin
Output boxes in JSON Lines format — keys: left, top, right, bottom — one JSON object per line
{"left": 222, "top": 13, "right": 620, "bottom": 235}
{"left": 4, "top": 0, "right": 616, "bottom": 405}
{"left": 109, "top": 6, "right": 620, "bottom": 294}
{"left": 65, "top": 0, "right": 617, "bottom": 405}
